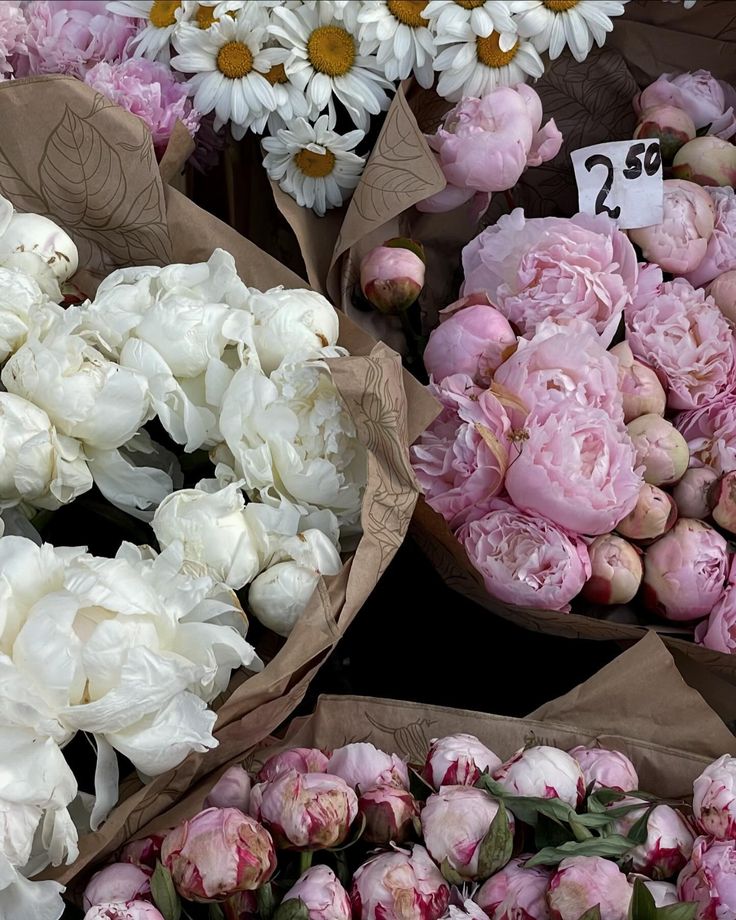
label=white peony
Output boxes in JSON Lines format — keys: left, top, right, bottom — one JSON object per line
{"left": 0, "top": 267, "right": 62, "bottom": 364}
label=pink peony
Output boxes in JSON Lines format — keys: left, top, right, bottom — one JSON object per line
{"left": 351, "top": 846, "right": 450, "bottom": 920}
{"left": 0, "top": 3, "right": 25, "bottom": 77}
{"left": 695, "top": 558, "right": 736, "bottom": 654}
{"left": 458, "top": 498, "right": 591, "bottom": 612}
{"left": 326, "top": 742, "right": 409, "bottom": 793}
{"left": 280, "top": 865, "right": 352, "bottom": 920}
{"left": 634, "top": 104, "right": 696, "bottom": 163}
{"left": 360, "top": 243, "right": 425, "bottom": 315}
{"left": 676, "top": 391, "right": 736, "bottom": 474}
{"left": 609, "top": 342, "right": 667, "bottom": 424}
{"left": 494, "top": 746, "right": 585, "bottom": 808}
{"left": 84, "top": 59, "right": 200, "bottom": 155}
{"left": 118, "top": 835, "right": 165, "bottom": 872}
{"left": 411, "top": 374, "right": 512, "bottom": 530}
{"left": 203, "top": 765, "right": 251, "bottom": 813}
{"left": 84, "top": 904, "right": 164, "bottom": 920}
{"left": 636, "top": 71, "right": 736, "bottom": 139}
{"left": 83, "top": 864, "right": 151, "bottom": 911}
{"left": 504, "top": 406, "right": 642, "bottom": 536}
{"left": 423, "top": 734, "right": 502, "bottom": 790}
{"left": 611, "top": 799, "right": 695, "bottom": 879}
{"left": 581, "top": 534, "right": 643, "bottom": 606}
{"left": 677, "top": 836, "right": 736, "bottom": 918}
{"left": 547, "top": 857, "right": 631, "bottom": 920}
{"left": 418, "top": 85, "right": 562, "bottom": 214}
{"left": 708, "top": 270, "right": 736, "bottom": 325}
{"left": 625, "top": 278, "right": 734, "bottom": 412}
{"left": 462, "top": 210, "right": 639, "bottom": 345}
{"left": 358, "top": 785, "right": 420, "bottom": 845}
{"left": 257, "top": 748, "right": 329, "bottom": 783}
{"left": 685, "top": 186, "right": 736, "bottom": 289}
{"left": 568, "top": 746, "right": 639, "bottom": 794}
{"left": 474, "top": 856, "right": 552, "bottom": 920}
{"left": 693, "top": 754, "right": 736, "bottom": 840}
{"left": 672, "top": 136, "right": 736, "bottom": 189}
{"left": 673, "top": 467, "right": 719, "bottom": 520}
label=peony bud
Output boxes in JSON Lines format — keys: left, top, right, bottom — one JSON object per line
{"left": 350, "top": 845, "right": 450, "bottom": 920}
{"left": 326, "top": 742, "right": 409, "bottom": 793}
{"left": 248, "top": 561, "right": 321, "bottom": 638}
{"left": 360, "top": 240, "right": 425, "bottom": 314}
{"left": 359, "top": 785, "right": 420, "bottom": 845}
{"left": 693, "top": 754, "right": 736, "bottom": 840}
{"left": 474, "top": 855, "right": 552, "bottom": 920}
{"left": 631, "top": 879, "right": 678, "bottom": 908}
{"left": 83, "top": 864, "right": 152, "bottom": 911}
{"left": 712, "top": 471, "right": 736, "bottom": 534}
{"left": 547, "top": 856, "right": 632, "bottom": 920}
{"left": 626, "top": 414, "right": 689, "bottom": 486}
{"left": 421, "top": 785, "right": 514, "bottom": 881}
{"left": 634, "top": 105, "right": 696, "bottom": 163}
{"left": 580, "top": 534, "right": 642, "bottom": 605}
{"left": 0, "top": 207, "right": 79, "bottom": 286}
{"left": 568, "top": 746, "right": 639, "bottom": 793}
{"left": 118, "top": 835, "right": 165, "bottom": 871}
{"left": 673, "top": 135, "right": 736, "bottom": 187}
{"left": 161, "top": 807, "right": 276, "bottom": 901}
{"left": 708, "top": 270, "right": 736, "bottom": 324}
{"left": 616, "top": 483, "right": 677, "bottom": 543}
{"left": 83, "top": 904, "right": 165, "bottom": 920}
{"left": 257, "top": 748, "right": 329, "bottom": 784}
{"left": 250, "top": 770, "right": 358, "bottom": 850}
{"left": 494, "top": 746, "right": 585, "bottom": 808}
{"left": 677, "top": 836, "right": 736, "bottom": 918}
{"left": 610, "top": 343, "right": 667, "bottom": 424}
{"left": 612, "top": 798, "right": 695, "bottom": 879}
{"left": 203, "top": 765, "right": 251, "bottom": 813}
{"left": 278, "top": 866, "right": 352, "bottom": 920}
{"left": 643, "top": 518, "right": 728, "bottom": 621}
{"left": 672, "top": 467, "right": 719, "bottom": 520}
{"left": 223, "top": 891, "right": 258, "bottom": 920}
{"left": 423, "top": 734, "right": 502, "bottom": 789}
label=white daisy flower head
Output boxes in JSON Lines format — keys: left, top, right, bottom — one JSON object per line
{"left": 423, "top": 0, "right": 517, "bottom": 41}
{"left": 180, "top": 0, "right": 269, "bottom": 31}
{"left": 106, "top": 0, "right": 188, "bottom": 61}
{"left": 262, "top": 115, "right": 366, "bottom": 216}
{"left": 511, "top": 0, "right": 628, "bottom": 63}
{"left": 269, "top": 2, "right": 394, "bottom": 131}
{"left": 433, "top": 27, "right": 544, "bottom": 100}
{"left": 358, "top": 1, "right": 437, "bottom": 89}
{"left": 172, "top": 8, "right": 288, "bottom": 139}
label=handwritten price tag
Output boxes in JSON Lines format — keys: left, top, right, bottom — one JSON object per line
{"left": 571, "top": 139, "right": 663, "bottom": 230}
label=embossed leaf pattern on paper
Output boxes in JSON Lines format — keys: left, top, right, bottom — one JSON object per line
{"left": 365, "top": 713, "right": 435, "bottom": 765}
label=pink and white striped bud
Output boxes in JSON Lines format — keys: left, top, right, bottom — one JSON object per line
{"left": 83, "top": 864, "right": 151, "bottom": 911}
{"left": 693, "top": 754, "right": 736, "bottom": 840}
{"left": 423, "top": 734, "right": 502, "bottom": 789}
{"left": 360, "top": 241, "right": 425, "bottom": 315}
{"left": 547, "top": 856, "right": 632, "bottom": 920}
{"left": 204, "top": 765, "right": 251, "bottom": 813}
{"left": 677, "top": 836, "right": 736, "bottom": 918}
{"left": 257, "top": 748, "right": 329, "bottom": 783}
{"left": 83, "top": 904, "right": 164, "bottom": 920}
{"left": 568, "top": 746, "right": 639, "bottom": 793}
{"left": 278, "top": 865, "right": 351, "bottom": 920}
{"left": 351, "top": 846, "right": 450, "bottom": 920}
{"left": 494, "top": 747, "right": 585, "bottom": 808}
{"left": 474, "top": 855, "right": 552, "bottom": 920}
{"left": 611, "top": 798, "right": 695, "bottom": 879}
{"left": 359, "top": 784, "right": 420, "bottom": 845}
{"left": 326, "top": 743, "right": 409, "bottom": 793}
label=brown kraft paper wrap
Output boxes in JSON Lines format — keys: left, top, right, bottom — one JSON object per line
{"left": 0, "top": 75, "right": 438, "bottom": 887}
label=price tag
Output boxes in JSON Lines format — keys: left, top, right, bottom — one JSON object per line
{"left": 571, "top": 139, "right": 663, "bottom": 230}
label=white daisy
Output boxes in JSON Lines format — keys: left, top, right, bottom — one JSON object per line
{"left": 250, "top": 61, "right": 315, "bottom": 135}
{"left": 179, "top": 2, "right": 262, "bottom": 30}
{"left": 269, "top": 3, "right": 394, "bottom": 132}
{"left": 107, "top": 0, "right": 187, "bottom": 60}
{"left": 423, "top": 0, "right": 517, "bottom": 45}
{"left": 358, "top": 1, "right": 437, "bottom": 89}
{"left": 171, "top": 9, "right": 286, "bottom": 138}
{"left": 262, "top": 115, "right": 365, "bottom": 216}
{"left": 433, "top": 27, "right": 544, "bottom": 100}
{"left": 511, "top": 0, "right": 628, "bottom": 63}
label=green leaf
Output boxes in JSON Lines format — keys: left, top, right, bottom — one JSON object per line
{"left": 535, "top": 814, "right": 576, "bottom": 849}
{"left": 477, "top": 801, "right": 514, "bottom": 878}
{"left": 257, "top": 882, "right": 277, "bottom": 920}
{"left": 476, "top": 775, "right": 577, "bottom": 828}
{"left": 588, "top": 789, "right": 627, "bottom": 809}
{"left": 274, "top": 897, "right": 311, "bottom": 920}
{"left": 627, "top": 806, "right": 654, "bottom": 846}
{"left": 409, "top": 767, "right": 436, "bottom": 801}
{"left": 578, "top": 907, "right": 602, "bottom": 920}
{"left": 209, "top": 906, "right": 226, "bottom": 920}
{"left": 657, "top": 904, "right": 698, "bottom": 920}
{"left": 629, "top": 877, "right": 657, "bottom": 920}
{"left": 440, "top": 857, "right": 466, "bottom": 886}
{"left": 525, "top": 835, "right": 634, "bottom": 868}
{"left": 151, "top": 862, "right": 181, "bottom": 920}
{"left": 383, "top": 237, "right": 426, "bottom": 263}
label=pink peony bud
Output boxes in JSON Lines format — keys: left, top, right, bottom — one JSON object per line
{"left": 421, "top": 785, "right": 515, "bottom": 881}
{"left": 494, "top": 747, "right": 585, "bottom": 808}
{"left": 118, "top": 835, "right": 165, "bottom": 871}
{"left": 423, "top": 734, "right": 502, "bottom": 789}
{"left": 612, "top": 798, "right": 695, "bottom": 879}
{"left": 359, "top": 785, "right": 420, "bottom": 845}
{"left": 580, "top": 534, "right": 643, "bottom": 605}
{"left": 547, "top": 856, "right": 632, "bottom": 920}
{"left": 83, "top": 864, "right": 152, "bottom": 911}
{"left": 161, "top": 807, "right": 276, "bottom": 902}
{"left": 677, "top": 836, "right": 736, "bottom": 917}
{"left": 634, "top": 105, "right": 696, "bottom": 163}
{"left": 672, "top": 467, "right": 719, "bottom": 520}
{"left": 223, "top": 891, "right": 258, "bottom": 920}
{"left": 360, "top": 242, "right": 425, "bottom": 314}
{"left": 351, "top": 845, "right": 450, "bottom": 920}
{"left": 610, "top": 343, "right": 667, "bottom": 424}
{"left": 616, "top": 483, "right": 678, "bottom": 543}
{"left": 279, "top": 865, "right": 351, "bottom": 920}
{"left": 708, "top": 270, "right": 736, "bottom": 324}
{"left": 474, "top": 855, "right": 552, "bottom": 920}
{"left": 257, "top": 748, "right": 330, "bottom": 783}
{"left": 251, "top": 771, "right": 358, "bottom": 850}
{"left": 643, "top": 518, "right": 729, "bottom": 621}
{"left": 83, "top": 903, "right": 165, "bottom": 920}
{"left": 204, "top": 765, "right": 251, "bottom": 813}
{"left": 423, "top": 296, "right": 517, "bottom": 387}
{"left": 568, "top": 746, "right": 639, "bottom": 793}
{"left": 626, "top": 414, "right": 689, "bottom": 486}
{"left": 635, "top": 71, "right": 736, "bottom": 140}
{"left": 693, "top": 755, "right": 736, "bottom": 840}
{"left": 672, "top": 136, "right": 736, "bottom": 187}
{"left": 712, "top": 471, "right": 736, "bottom": 534}
{"left": 326, "top": 742, "right": 409, "bottom": 793}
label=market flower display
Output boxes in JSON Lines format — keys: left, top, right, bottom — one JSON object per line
{"left": 423, "top": 734, "right": 502, "bottom": 789}
{"left": 350, "top": 846, "right": 450, "bottom": 920}
{"left": 474, "top": 856, "right": 552, "bottom": 920}
{"left": 568, "top": 746, "right": 639, "bottom": 793}
{"left": 494, "top": 746, "right": 585, "bottom": 807}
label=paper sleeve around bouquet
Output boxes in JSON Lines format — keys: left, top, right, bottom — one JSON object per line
{"left": 0, "top": 73, "right": 438, "bottom": 889}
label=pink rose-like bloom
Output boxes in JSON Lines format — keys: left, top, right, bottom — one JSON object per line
{"left": 0, "top": 4, "right": 25, "bottom": 77}
{"left": 505, "top": 406, "right": 642, "bottom": 536}
{"left": 696, "top": 558, "right": 736, "bottom": 654}
{"left": 676, "top": 391, "right": 736, "bottom": 475}
{"left": 421, "top": 785, "right": 515, "bottom": 881}
{"left": 609, "top": 342, "right": 667, "bottom": 424}
{"left": 84, "top": 60, "right": 201, "bottom": 155}
{"left": 459, "top": 499, "right": 591, "bottom": 612}
{"left": 685, "top": 187, "right": 736, "bottom": 289}
{"left": 257, "top": 748, "right": 329, "bottom": 783}
{"left": 83, "top": 864, "right": 152, "bottom": 911}
{"left": 547, "top": 857, "right": 631, "bottom": 920}
{"left": 418, "top": 85, "right": 562, "bottom": 214}
{"left": 251, "top": 770, "right": 358, "bottom": 850}
{"left": 462, "top": 209, "right": 639, "bottom": 344}
{"left": 161, "top": 807, "right": 276, "bottom": 901}
{"left": 568, "top": 747, "right": 639, "bottom": 793}
{"left": 359, "top": 785, "right": 420, "bottom": 845}
{"left": 360, "top": 244, "right": 425, "bottom": 314}
{"left": 411, "top": 374, "right": 511, "bottom": 530}
{"left": 636, "top": 71, "right": 736, "bottom": 139}
{"left": 351, "top": 845, "right": 450, "bottom": 920}
{"left": 712, "top": 471, "right": 736, "bottom": 535}
{"left": 84, "top": 903, "right": 164, "bottom": 920}
{"left": 581, "top": 534, "right": 643, "bottom": 606}
{"left": 677, "top": 836, "right": 736, "bottom": 918}
{"left": 423, "top": 294, "right": 517, "bottom": 387}
{"left": 629, "top": 180, "right": 714, "bottom": 274}
{"left": 693, "top": 755, "right": 736, "bottom": 840}
{"left": 673, "top": 467, "right": 719, "bottom": 520}
{"left": 612, "top": 799, "right": 695, "bottom": 879}
{"left": 475, "top": 856, "right": 552, "bottom": 920}
{"left": 626, "top": 278, "right": 733, "bottom": 412}
{"left": 204, "top": 765, "right": 251, "bottom": 813}
{"left": 423, "top": 734, "right": 502, "bottom": 789}
{"left": 281, "top": 865, "right": 352, "bottom": 920}
{"left": 494, "top": 746, "right": 585, "bottom": 808}
{"left": 326, "top": 742, "right": 409, "bottom": 793}
{"left": 643, "top": 518, "right": 728, "bottom": 622}
{"left": 118, "top": 835, "right": 165, "bottom": 871}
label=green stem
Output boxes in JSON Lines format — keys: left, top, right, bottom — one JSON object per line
{"left": 570, "top": 818, "right": 594, "bottom": 842}
{"left": 299, "top": 850, "right": 313, "bottom": 875}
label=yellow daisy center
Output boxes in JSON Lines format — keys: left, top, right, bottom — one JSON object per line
{"left": 476, "top": 32, "right": 519, "bottom": 68}
{"left": 149, "top": 0, "right": 179, "bottom": 28}
{"left": 294, "top": 147, "right": 336, "bottom": 178}
{"left": 455, "top": 0, "right": 485, "bottom": 9}
{"left": 265, "top": 63, "right": 288, "bottom": 85}
{"left": 387, "top": 0, "right": 427, "bottom": 27}
{"left": 543, "top": 0, "right": 579, "bottom": 10}
{"left": 307, "top": 26, "right": 355, "bottom": 77}
{"left": 217, "top": 40, "right": 253, "bottom": 79}
{"left": 195, "top": 4, "right": 217, "bottom": 28}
